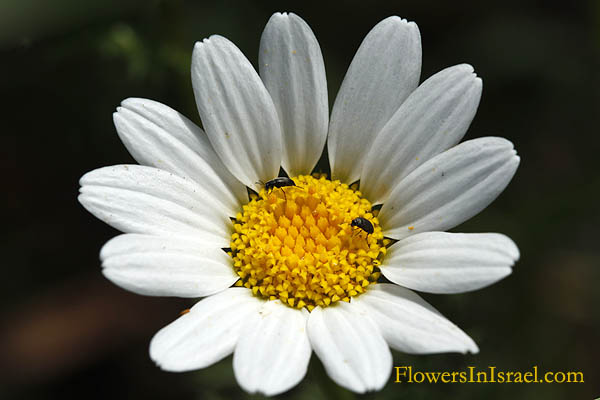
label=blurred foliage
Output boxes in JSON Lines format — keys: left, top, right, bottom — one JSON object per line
{"left": 1, "top": 0, "right": 599, "bottom": 399}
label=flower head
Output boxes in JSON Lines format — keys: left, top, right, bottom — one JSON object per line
{"left": 79, "top": 12, "right": 519, "bottom": 395}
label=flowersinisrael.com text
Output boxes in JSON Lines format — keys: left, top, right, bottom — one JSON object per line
{"left": 394, "top": 366, "right": 584, "bottom": 384}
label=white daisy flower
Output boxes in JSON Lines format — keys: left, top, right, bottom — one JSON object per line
{"left": 78, "top": 12, "right": 520, "bottom": 395}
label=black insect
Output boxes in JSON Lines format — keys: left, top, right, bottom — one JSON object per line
{"left": 351, "top": 217, "right": 374, "bottom": 235}
{"left": 264, "top": 177, "right": 296, "bottom": 192}
{"left": 261, "top": 177, "right": 297, "bottom": 200}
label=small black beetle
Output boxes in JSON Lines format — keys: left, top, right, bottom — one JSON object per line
{"left": 263, "top": 177, "right": 296, "bottom": 200}
{"left": 264, "top": 177, "right": 296, "bottom": 191}
{"left": 351, "top": 217, "right": 374, "bottom": 235}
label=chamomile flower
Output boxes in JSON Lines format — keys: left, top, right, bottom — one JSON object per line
{"left": 78, "top": 12, "right": 520, "bottom": 395}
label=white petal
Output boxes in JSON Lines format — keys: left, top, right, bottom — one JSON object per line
{"left": 328, "top": 16, "right": 421, "bottom": 183}
{"left": 100, "top": 234, "right": 238, "bottom": 297}
{"left": 113, "top": 98, "right": 247, "bottom": 216}
{"left": 379, "top": 137, "right": 520, "bottom": 240}
{"left": 356, "top": 284, "right": 478, "bottom": 354}
{"left": 307, "top": 302, "right": 392, "bottom": 393}
{"left": 150, "top": 288, "right": 262, "bottom": 372}
{"left": 192, "top": 35, "right": 282, "bottom": 190}
{"left": 361, "top": 64, "right": 482, "bottom": 204}
{"left": 259, "top": 13, "right": 328, "bottom": 177}
{"left": 381, "top": 232, "right": 519, "bottom": 294}
{"left": 233, "top": 301, "right": 311, "bottom": 396}
{"left": 78, "top": 165, "right": 231, "bottom": 247}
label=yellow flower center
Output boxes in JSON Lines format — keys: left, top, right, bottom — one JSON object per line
{"left": 230, "top": 175, "right": 385, "bottom": 311}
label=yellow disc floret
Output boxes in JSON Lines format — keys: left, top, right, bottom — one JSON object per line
{"left": 230, "top": 175, "right": 385, "bottom": 311}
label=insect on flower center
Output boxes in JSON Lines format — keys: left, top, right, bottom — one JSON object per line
{"left": 230, "top": 175, "right": 385, "bottom": 311}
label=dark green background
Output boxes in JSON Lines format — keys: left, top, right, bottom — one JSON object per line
{"left": 1, "top": 0, "right": 598, "bottom": 399}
